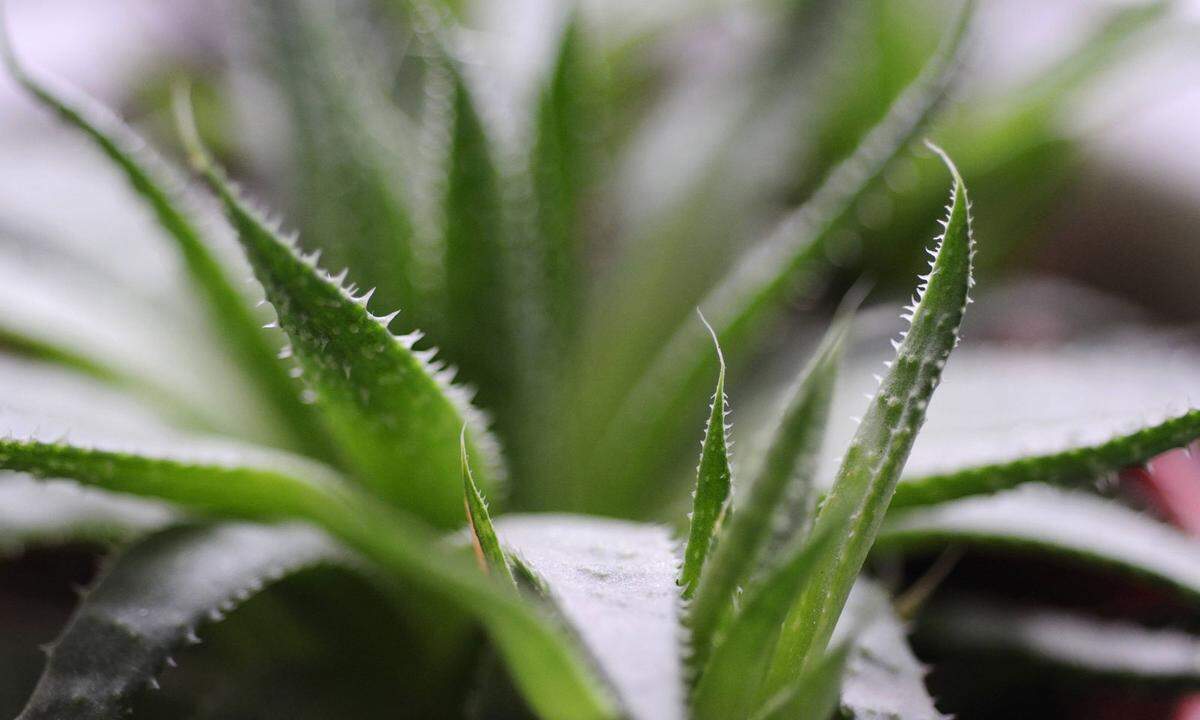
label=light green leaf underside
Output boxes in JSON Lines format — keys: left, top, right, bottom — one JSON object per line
{"left": 752, "top": 644, "right": 847, "bottom": 720}
{"left": 184, "top": 134, "right": 503, "bottom": 527}
{"left": 687, "top": 316, "right": 846, "bottom": 677}
{"left": 497, "top": 514, "right": 684, "bottom": 720}
{"left": 877, "top": 485, "right": 1200, "bottom": 602}
{"left": 0, "top": 36, "right": 327, "bottom": 456}
{"left": 764, "top": 148, "right": 974, "bottom": 696}
{"left": 839, "top": 581, "right": 946, "bottom": 720}
{"left": 918, "top": 598, "right": 1200, "bottom": 687}
{"left": 0, "top": 436, "right": 620, "bottom": 720}
{"left": 821, "top": 333, "right": 1200, "bottom": 503}
{"left": 679, "top": 323, "right": 732, "bottom": 600}
{"left": 463, "top": 437, "right": 514, "bottom": 586}
{"left": 565, "top": 1, "right": 972, "bottom": 517}
{"left": 19, "top": 523, "right": 341, "bottom": 720}
{"left": 0, "top": 477, "right": 174, "bottom": 555}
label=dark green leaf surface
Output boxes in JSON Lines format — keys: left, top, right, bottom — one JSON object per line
{"left": 679, "top": 316, "right": 733, "bottom": 600}
{"left": 764, "top": 146, "right": 974, "bottom": 696}
{"left": 878, "top": 485, "right": 1200, "bottom": 602}
{"left": 180, "top": 118, "right": 502, "bottom": 527}
{"left": 0, "top": 436, "right": 620, "bottom": 720}
{"left": 498, "top": 514, "right": 683, "bottom": 720}
{"left": 19, "top": 523, "right": 341, "bottom": 720}
{"left": 687, "top": 316, "right": 846, "bottom": 675}
{"left": 0, "top": 33, "right": 329, "bottom": 458}
{"left": 918, "top": 598, "right": 1200, "bottom": 687}
{"left": 566, "top": 1, "right": 972, "bottom": 517}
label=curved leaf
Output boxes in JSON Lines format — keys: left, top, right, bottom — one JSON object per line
{"left": 763, "top": 146, "right": 974, "bottom": 696}
{"left": 463, "top": 433, "right": 514, "bottom": 586}
{"left": 0, "top": 31, "right": 329, "bottom": 457}
{"left": 564, "top": 0, "right": 973, "bottom": 517}
{"left": 918, "top": 598, "right": 1200, "bottom": 687}
{"left": 0, "top": 436, "right": 619, "bottom": 720}
{"left": 679, "top": 315, "right": 733, "bottom": 600}
{"left": 687, "top": 315, "right": 846, "bottom": 675}
{"left": 877, "top": 485, "right": 1200, "bottom": 602}
{"left": 498, "top": 514, "right": 684, "bottom": 720}
{"left": 19, "top": 522, "right": 341, "bottom": 720}
{"left": 177, "top": 106, "right": 503, "bottom": 527}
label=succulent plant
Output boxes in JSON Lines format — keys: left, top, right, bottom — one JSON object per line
{"left": 1, "top": 1, "right": 1198, "bottom": 719}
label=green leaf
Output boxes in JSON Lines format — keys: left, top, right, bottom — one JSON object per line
{"left": 0, "top": 436, "right": 620, "bottom": 720}
{"left": 18, "top": 522, "right": 341, "bottom": 720}
{"left": 687, "top": 314, "right": 847, "bottom": 674}
{"left": 751, "top": 644, "right": 849, "bottom": 720}
{"left": 678, "top": 314, "right": 733, "bottom": 600}
{"left": 878, "top": 485, "right": 1200, "bottom": 603}
{"left": 839, "top": 581, "right": 946, "bottom": 720}
{"left": 0, "top": 477, "right": 173, "bottom": 555}
{"left": 893, "top": 409, "right": 1200, "bottom": 509}
{"left": 691, "top": 516, "right": 842, "bottom": 720}
{"left": 463, "top": 431, "right": 515, "bottom": 586}
{"left": 918, "top": 598, "right": 1200, "bottom": 687}
{"left": 254, "top": 0, "right": 426, "bottom": 321}
{"left": 0, "top": 31, "right": 330, "bottom": 458}
{"left": 176, "top": 104, "right": 503, "bottom": 527}
{"left": 763, "top": 145, "right": 975, "bottom": 697}
{"left": 441, "top": 71, "right": 519, "bottom": 415}
{"left": 531, "top": 13, "right": 591, "bottom": 350}
{"left": 562, "top": 1, "right": 972, "bottom": 517}
{"left": 498, "top": 514, "right": 684, "bottom": 720}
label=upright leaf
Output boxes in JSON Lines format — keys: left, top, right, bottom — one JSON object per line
{"left": 463, "top": 431, "right": 515, "bottom": 586}
{"left": 560, "top": 1, "right": 972, "bottom": 517}
{"left": 687, "top": 315, "right": 847, "bottom": 674}
{"left": 0, "top": 32, "right": 330, "bottom": 458}
{"left": 19, "top": 523, "right": 341, "bottom": 720}
{"left": 877, "top": 485, "right": 1200, "bottom": 603}
{"left": 678, "top": 314, "right": 733, "bottom": 599}
{"left": 752, "top": 645, "right": 849, "bottom": 720}
{"left": 441, "top": 72, "right": 518, "bottom": 415}
{"left": 532, "top": 13, "right": 591, "bottom": 350}
{"left": 763, "top": 145, "right": 975, "bottom": 696}
{"left": 0, "top": 435, "right": 620, "bottom": 720}
{"left": 177, "top": 103, "right": 502, "bottom": 527}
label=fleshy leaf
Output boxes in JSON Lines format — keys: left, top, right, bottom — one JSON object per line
{"left": 0, "top": 477, "right": 174, "bottom": 555}
{"left": 176, "top": 101, "right": 502, "bottom": 527}
{"left": 562, "top": 1, "right": 972, "bottom": 517}
{"left": 0, "top": 32, "right": 330, "bottom": 457}
{"left": 893, "top": 409, "right": 1200, "bottom": 509}
{"left": 878, "top": 485, "right": 1200, "bottom": 602}
{"left": 763, "top": 145, "right": 975, "bottom": 696}
{"left": 691, "top": 515, "right": 842, "bottom": 720}
{"left": 19, "top": 523, "right": 341, "bottom": 720}
{"left": 678, "top": 313, "right": 733, "bottom": 600}
{"left": 497, "top": 514, "right": 684, "bottom": 720}
{"left": 752, "top": 645, "right": 849, "bottom": 720}
{"left": 463, "top": 430, "right": 514, "bottom": 586}
{"left": 918, "top": 597, "right": 1200, "bottom": 687}
{"left": 0, "top": 436, "right": 619, "bottom": 720}
{"left": 686, "top": 315, "right": 847, "bottom": 674}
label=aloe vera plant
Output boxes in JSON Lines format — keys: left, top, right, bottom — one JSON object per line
{"left": 2, "top": 1, "right": 1199, "bottom": 718}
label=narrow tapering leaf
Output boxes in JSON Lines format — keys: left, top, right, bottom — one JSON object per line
{"left": 566, "top": 1, "right": 972, "bottom": 517}
{"left": 751, "top": 644, "right": 849, "bottom": 720}
{"left": 878, "top": 485, "right": 1200, "bottom": 603}
{"left": 918, "top": 598, "right": 1200, "bottom": 687}
{"left": 893, "top": 409, "right": 1200, "bottom": 508}
{"left": 463, "top": 430, "right": 515, "bottom": 586}
{"left": 0, "top": 436, "right": 620, "bottom": 720}
{"left": 678, "top": 314, "right": 733, "bottom": 599}
{"left": 176, "top": 102, "right": 502, "bottom": 527}
{"left": 763, "top": 145, "right": 975, "bottom": 696}
{"left": 0, "top": 32, "right": 331, "bottom": 458}
{"left": 19, "top": 523, "right": 340, "bottom": 720}
{"left": 691, "top": 518, "right": 842, "bottom": 720}
{"left": 687, "top": 315, "right": 848, "bottom": 674}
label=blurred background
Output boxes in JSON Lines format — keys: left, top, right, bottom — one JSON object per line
{"left": 2, "top": 0, "right": 1200, "bottom": 718}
